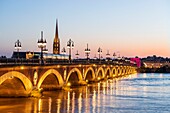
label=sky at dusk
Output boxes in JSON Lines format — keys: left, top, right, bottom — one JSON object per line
{"left": 0, "top": 0, "right": 170, "bottom": 58}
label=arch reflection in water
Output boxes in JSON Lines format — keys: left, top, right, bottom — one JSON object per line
{"left": 0, "top": 74, "right": 141, "bottom": 113}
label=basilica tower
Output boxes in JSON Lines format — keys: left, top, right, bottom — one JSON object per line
{"left": 53, "top": 19, "right": 60, "bottom": 54}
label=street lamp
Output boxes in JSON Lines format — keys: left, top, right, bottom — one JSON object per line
{"left": 113, "top": 52, "right": 116, "bottom": 59}
{"left": 106, "top": 50, "right": 110, "bottom": 60}
{"left": 85, "top": 43, "right": 90, "bottom": 59}
{"left": 98, "top": 47, "right": 102, "bottom": 60}
{"left": 61, "top": 47, "right": 66, "bottom": 59}
{"left": 37, "top": 31, "right": 47, "bottom": 65}
{"left": 117, "top": 51, "right": 121, "bottom": 60}
{"left": 14, "top": 39, "right": 22, "bottom": 59}
{"left": 67, "top": 39, "right": 74, "bottom": 61}
{"left": 75, "top": 50, "right": 79, "bottom": 59}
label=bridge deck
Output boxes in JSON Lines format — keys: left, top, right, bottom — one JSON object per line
{"left": 0, "top": 58, "right": 137, "bottom": 97}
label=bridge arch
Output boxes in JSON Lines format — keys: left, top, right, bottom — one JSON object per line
{"left": 121, "top": 66, "right": 126, "bottom": 75}
{"left": 96, "top": 67, "right": 105, "bottom": 79}
{"left": 105, "top": 67, "right": 112, "bottom": 78}
{"left": 66, "top": 68, "right": 83, "bottom": 83}
{"left": 121, "top": 66, "right": 124, "bottom": 76}
{"left": 117, "top": 66, "right": 122, "bottom": 76}
{"left": 123, "top": 66, "right": 127, "bottom": 75}
{"left": 37, "top": 69, "right": 64, "bottom": 89}
{"left": 84, "top": 67, "right": 95, "bottom": 80}
{"left": 112, "top": 67, "right": 117, "bottom": 77}
{"left": 126, "top": 66, "right": 130, "bottom": 74}
{"left": 0, "top": 71, "right": 32, "bottom": 92}
{"left": 129, "top": 67, "right": 132, "bottom": 74}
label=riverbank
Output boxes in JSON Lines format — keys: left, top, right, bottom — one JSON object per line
{"left": 139, "top": 66, "right": 170, "bottom": 73}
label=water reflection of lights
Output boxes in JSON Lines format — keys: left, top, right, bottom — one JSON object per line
{"left": 103, "top": 82, "right": 106, "bottom": 94}
{"left": 92, "top": 90, "right": 96, "bottom": 113}
{"left": 38, "top": 99, "right": 42, "bottom": 112}
{"left": 72, "top": 92, "right": 75, "bottom": 113}
{"left": 67, "top": 92, "right": 70, "bottom": 113}
{"left": 48, "top": 97, "right": 52, "bottom": 112}
{"left": 102, "top": 82, "right": 106, "bottom": 109}
{"left": 143, "top": 73, "right": 147, "bottom": 78}
{"left": 34, "top": 73, "right": 139, "bottom": 113}
{"left": 85, "top": 87, "right": 89, "bottom": 113}
{"left": 109, "top": 80, "right": 114, "bottom": 95}
{"left": 97, "top": 83, "right": 101, "bottom": 113}
{"left": 97, "top": 82, "right": 100, "bottom": 92}
{"left": 151, "top": 73, "right": 154, "bottom": 77}
{"left": 127, "top": 73, "right": 138, "bottom": 79}
{"left": 33, "top": 99, "right": 38, "bottom": 113}
{"left": 159, "top": 73, "right": 163, "bottom": 78}
{"left": 78, "top": 93, "right": 82, "bottom": 113}
{"left": 67, "top": 91, "right": 76, "bottom": 113}
{"left": 38, "top": 97, "right": 52, "bottom": 113}
{"left": 56, "top": 99, "right": 61, "bottom": 113}
{"left": 117, "top": 74, "right": 140, "bottom": 96}
{"left": 106, "top": 80, "right": 109, "bottom": 94}
{"left": 143, "top": 86, "right": 148, "bottom": 96}
{"left": 97, "top": 83, "right": 101, "bottom": 105}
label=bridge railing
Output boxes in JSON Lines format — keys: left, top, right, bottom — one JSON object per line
{"left": 0, "top": 58, "right": 137, "bottom": 67}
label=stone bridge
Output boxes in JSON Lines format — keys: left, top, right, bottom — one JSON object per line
{"left": 0, "top": 63, "right": 137, "bottom": 97}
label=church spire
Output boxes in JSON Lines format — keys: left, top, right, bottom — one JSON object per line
{"left": 53, "top": 19, "right": 60, "bottom": 54}
{"left": 55, "top": 19, "right": 58, "bottom": 39}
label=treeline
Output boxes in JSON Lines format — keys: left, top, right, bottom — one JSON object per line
{"left": 140, "top": 65, "right": 170, "bottom": 73}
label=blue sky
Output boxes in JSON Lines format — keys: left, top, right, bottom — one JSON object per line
{"left": 0, "top": 0, "right": 170, "bottom": 58}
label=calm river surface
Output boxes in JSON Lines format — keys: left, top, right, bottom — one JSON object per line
{"left": 1, "top": 73, "right": 170, "bottom": 113}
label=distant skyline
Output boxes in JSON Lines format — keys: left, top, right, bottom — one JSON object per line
{"left": 0, "top": 0, "right": 170, "bottom": 58}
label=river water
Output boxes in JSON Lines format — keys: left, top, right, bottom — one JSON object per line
{"left": 0, "top": 73, "right": 170, "bottom": 113}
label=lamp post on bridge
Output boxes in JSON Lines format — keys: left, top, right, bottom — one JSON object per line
{"left": 37, "top": 31, "right": 47, "bottom": 65}
{"left": 106, "top": 50, "right": 110, "bottom": 60}
{"left": 75, "top": 50, "right": 79, "bottom": 59}
{"left": 67, "top": 39, "right": 74, "bottom": 62}
{"left": 113, "top": 52, "right": 116, "bottom": 59}
{"left": 117, "top": 51, "right": 121, "bottom": 60}
{"left": 85, "top": 43, "right": 90, "bottom": 60}
{"left": 14, "top": 39, "right": 22, "bottom": 59}
{"left": 98, "top": 47, "right": 102, "bottom": 63}
{"left": 61, "top": 47, "right": 66, "bottom": 60}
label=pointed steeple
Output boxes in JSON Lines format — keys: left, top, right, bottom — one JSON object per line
{"left": 55, "top": 19, "right": 59, "bottom": 40}
{"left": 53, "top": 19, "right": 60, "bottom": 54}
